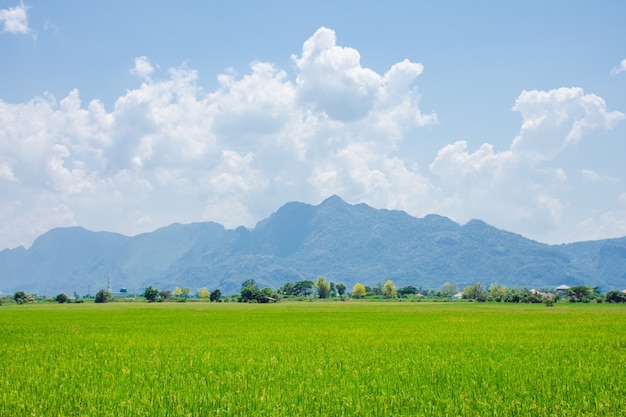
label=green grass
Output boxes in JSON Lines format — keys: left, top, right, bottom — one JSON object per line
{"left": 1, "top": 301, "right": 625, "bottom": 416}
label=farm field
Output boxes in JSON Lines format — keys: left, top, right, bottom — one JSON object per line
{"left": 1, "top": 301, "right": 625, "bottom": 416}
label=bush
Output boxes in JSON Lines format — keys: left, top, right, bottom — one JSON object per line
{"left": 143, "top": 286, "right": 160, "bottom": 303}
{"left": 95, "top": 289, "right": 112, "bottom": 303}
{"left": 55, "top": 293, "right": 69, "bottom": 303}
{"left": 605, "top": 290, "right": 626, "bottom": 303}
{"left": 14, "top": 291, "right": 34, "bottom": 304}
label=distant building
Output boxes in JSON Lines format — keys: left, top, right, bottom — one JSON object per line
{"left": 555, "top": 284, "right": 570, "bottom": 294}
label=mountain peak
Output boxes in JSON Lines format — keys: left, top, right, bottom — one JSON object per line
{"left": 320, "top": 195, "right": 348, "bottom": 207}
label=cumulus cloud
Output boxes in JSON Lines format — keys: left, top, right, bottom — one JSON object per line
{"left": 429, "top": 87, "right": 624, "bottom": 240}
{"left": 610, "top": 59, "right": 626, "bottom": 76}
{"left": 0, "top": 27, "right": 624, "bottom": 249}
{"left": 0, "top": 27, "right": 437, "bottom": 248}
{"left": 0, "top": 1, "right": 32, "bottom": 35}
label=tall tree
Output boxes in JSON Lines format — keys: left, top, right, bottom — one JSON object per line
{"left": 382, "top": 280, "right": 397, "bottom": 298}
{"left": 210, "top": 289, "right": 222, "bottom": 302}
{"left": 316, "top": 277, "right": 331, "bottom": 298}
{"left": 352, "top": 283, "right": 366, "bottom": 299}
{"left": 336, "top": 283, "right": 346, "bottom": 298}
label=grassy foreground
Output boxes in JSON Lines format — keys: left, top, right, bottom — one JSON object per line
{"left": 1, "top": 301, "right": 625, "bottom": 416}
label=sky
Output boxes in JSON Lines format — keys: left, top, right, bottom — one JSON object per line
{"left": 1, "top": 0, "right": 626, "bottom": 249}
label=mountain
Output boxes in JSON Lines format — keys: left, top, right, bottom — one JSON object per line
{"left": 1, "top": 196, "right": 624, "bottom": 296}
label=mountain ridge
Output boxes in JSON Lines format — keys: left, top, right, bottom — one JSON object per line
{"left": 1, "top": 195, "right": 625, "bottom": 296}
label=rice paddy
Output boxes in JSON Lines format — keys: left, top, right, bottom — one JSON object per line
{"left": 1, "top": 301, "right": 625, "bottom": 416}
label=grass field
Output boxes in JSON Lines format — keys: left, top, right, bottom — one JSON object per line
{"left": 1, "top": 301, "right": 625, "bottom": 416}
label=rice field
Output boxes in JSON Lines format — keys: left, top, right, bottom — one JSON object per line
{"left": 1, "top": 301, "right": 625, "bottom": 416}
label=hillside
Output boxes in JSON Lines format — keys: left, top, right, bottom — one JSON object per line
{"left": 1, "top": 196, "right": 624, "bottom": 296}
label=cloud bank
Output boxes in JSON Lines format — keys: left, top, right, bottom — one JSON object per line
{"left": 0, "top": 27, "right": 624, "bottom": 248}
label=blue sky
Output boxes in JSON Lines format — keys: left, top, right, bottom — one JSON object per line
{"left": 1, "top": 0, "right": 625, "bottom": 249}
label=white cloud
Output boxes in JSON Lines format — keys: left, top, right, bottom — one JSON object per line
{"left": 429, "top": 87, "right": 624, "bottom": 240}
{"left": 130, "top": 56, "right": 155, "bottom": 80}
{"left": 610, "top": 59, "right": 626, "bottom": 76}
{"left": 0, "top": 27, "right": 436, "bottom": 248}
{"left": 581, "top": 169, "right": 616, "bottom": 183}
{"left": 0, "top": 1, "right": 32, "bottom": 35}
{"left": 0, "top": 27, "right": 624, "bottom": 249}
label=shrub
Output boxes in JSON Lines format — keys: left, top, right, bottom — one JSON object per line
{"left": 55, "top": 293, "right": 69, "bottom": 303}
{"left": 95, "top": 289, "right": 112, "bottom": 303}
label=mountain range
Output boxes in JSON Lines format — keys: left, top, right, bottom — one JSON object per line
{"left": 1, "top": 195, "right": 625, "bottom": 296}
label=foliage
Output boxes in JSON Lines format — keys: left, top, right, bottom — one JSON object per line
{"left": 382, "top": 280, "right": 397, "bottom": 298}
{"left": 160, "top": 290, "right": 172, "bottom": 300}
{"left": 463, "top": 282, "right": 486, "bottom": 302}
{"left": 293, "top": 280, "right": 314, "bottom": 297}
{"left": 543, "top": 296, "right": 555, "bottom": 307}
{"left": 336, "top": 283, "right": 346, "bottom": 298}
{"left": 55, "top": 293, "right": 69, "bottom": 303}
{"left": 14, "top": 291, "right": 34, "bottom": 305}
{"left": 440, "top": 282, "right": 458, "bottom": 297}
{"left": 240, "top": 283, "right": 277, "bottom": 303}
{"left": 315, "top": 277, "right": 331, "bottom": 299}
{"left": 604, "top": 290, "right": 626, "bottom": 303}
{"left": 1, "top": 303, "right": 626, "bottom": 416}
{"left": 177, "top": 287, "right": 191, "bottom": 301}
{"left": 488, "top": 283, "right": 508, "bottom": 302}
{"left": 398, "top": 286, "right": 418, "bottom": 297}
{"left": 352, "top": 283, "right": 366, "bottom": 299}
{"left": 567, "top": 285, "right": 596, "bottom": 303}
{"left": 278, "top": 282, "right": 294, "bottom": 295}
{"left": 241, "top": 279, "right": 258, "bottom": 292}
{"left": 198, "top": 287, "right": 209, "bottom": 299}
{"left": 143, "top": 286, "right": 160, "bottom": 303}
{"left": 209, "top": 289, "right": 222, "bottom": 302}
{"left": 94, "top": 289, "right": 112, "bottom": 303}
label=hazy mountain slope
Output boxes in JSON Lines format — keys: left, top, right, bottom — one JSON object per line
{"left": 0, "top": 196, "right": 623, "bottom": 296}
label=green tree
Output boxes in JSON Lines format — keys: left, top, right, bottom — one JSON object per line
{"left": 143, "top": 286, "right": 160, "bottom": 302}
{"left": 398, "top": 286, "right": 418, "bottom": 297}
{"left": 605, "top": 290, "right": 626, "bottom": 303}
{"left": 464, "top": 282, "right": 486, "bottom": 302}
{"left": 240, "top": 286, "right": 261, "bottom": 303}
{"left": 382, "top": 280, "right": 397, "bottom": 298}
{"left": 55, "top": 293, "right": 69, "bottom": 303}
{"left": 14, "top": 290, "right": 33, "bottom": 304}
{"left": 567, "top": 285, "right": 594, "bottom": 303}
{"left": 315, "top": 277, "right": 331, "bottom": 299}
{"left": 293, "top": 280, "right": 314, "bottom": 297}
{"left": 440, "top": 282, "right": 458, "bottom": 298}
{"left": 278, "top": 282, "right": 295, "bottom": 295}
{"left": 210, "top": 289, "right": 222, "bottom": 302}
{"left": 352, "top": 283, "right": 366, "bottom": 299}
{"left": 488, "top": 283, "right": 508, "bottom": 302}
{"left": 241, "top": 279, "right": 258, "bottom": 292}
{"left": 336, "top": 283, "right": 346, "bottom": 298}
{"left": 95, "top": 289, "right": 112, "bottom": 303}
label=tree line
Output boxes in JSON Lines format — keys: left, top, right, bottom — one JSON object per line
{"left": 3, "top": 281, "right": 626, "bottom": 305}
